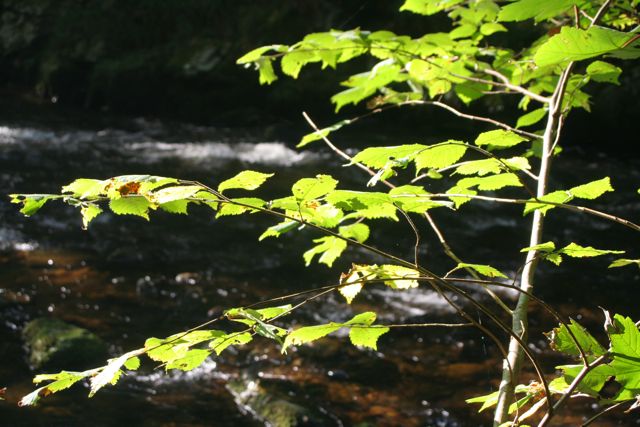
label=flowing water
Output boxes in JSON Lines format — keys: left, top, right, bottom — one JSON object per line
{"left": 0, "top": 118, "right": 638, "bottom": 426}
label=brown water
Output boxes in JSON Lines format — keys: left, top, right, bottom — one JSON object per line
{"left": 1, "top": 119, "right": 638, "bottom": 426}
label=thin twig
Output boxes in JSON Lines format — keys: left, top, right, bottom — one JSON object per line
{"left": 481, "top": 69, "right": 552, "bottom": 104}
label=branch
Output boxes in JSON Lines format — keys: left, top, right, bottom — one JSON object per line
{"left": 481, "top": 69, "right": 552, "bottom": 104}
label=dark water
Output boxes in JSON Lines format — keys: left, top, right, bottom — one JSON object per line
{"left": 1, "top": 119, "right": 639, "bottom": 426}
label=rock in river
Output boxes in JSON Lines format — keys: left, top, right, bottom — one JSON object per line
{"left": 22, "top": 317, "right": 108, "bottom": 371}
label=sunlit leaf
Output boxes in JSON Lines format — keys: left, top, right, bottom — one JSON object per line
{"left": 534, "top": 26, "right": 640, "bottom": 67}
{"left": 80, "top": 204, "right": 102, "bottom": 229}
{"left": 569, "top": 177, "right": 614, "bottom": 200}
{"left": 587, "top": 61, "right": 622, "bottom": 85}
{"left": 498, "top": 0, "right": 578, "bottom": 22}
{"left": 349, "top": 326, "right": 389, "bottom": 350}
{"left": 475, "top": 130, "right": 527, "bottom": 149}
{"left": 455, "top": 263, "right": 507, "bottom": 278}
{"left": 109, "top": 196, "right": 151, "bottom": 220}
{"left": 218, "top": 171, "right": 274, "bottom": 193}
{"left": 216, "top": 198, "right": 266, "bottom": 217}
{"left": 165, "top": 349, "right": 211, "bottom": 371}
{"left": 516, "top": 108, "right": 546, "bottom": 128}
{"left": 559, "top": 242, "right": 624, "bottom": 258}
{"left": 303, "top": 236, "right": 348, "bottom": 267}
{"left": 292, "top": 175, "right": 338, "bottom": 201}
{"left": 546, "top": 319, "right": 606, "bottom": 358}
{"left": 414, "top": 142, "right": 467, "bottom": 172}
{"left": 609, "top": 258, "right": 640, "bottom": 269}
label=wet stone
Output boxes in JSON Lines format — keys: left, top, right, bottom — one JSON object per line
{"left": 22, "top": 317, "right": 108, "bottom": 371}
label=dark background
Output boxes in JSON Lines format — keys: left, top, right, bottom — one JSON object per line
{"left": 1, "top": 0, "right": 639, "bottom": 150}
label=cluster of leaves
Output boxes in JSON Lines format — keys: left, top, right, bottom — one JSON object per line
{"left": 468, "top": 312, "right": 640, "bottom": 420}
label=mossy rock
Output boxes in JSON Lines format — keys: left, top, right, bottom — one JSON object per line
{"left": 228, "top": 377, "right": 332, "bottom": 427}
{"left": 22, "top": 317, "right": 108, "bottom": 371}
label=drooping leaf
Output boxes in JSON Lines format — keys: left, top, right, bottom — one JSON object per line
{"left": 209, "top": 332, "right": 253, "bottom": 355}
{"left": 349, "top": 326, "right": 389, "bottom": 350}
{"left": 606, "top": 314, "right": 640, "bottom": 399}
{"left": 218, "top": 171, "right": 274, "bottom": 193}
{"left": 158, "top": 200, "right": 190, "bottom": 215}
{"left": 90, "top": 353, "right": 131, "bottom": 397}
{"left": 165, "top": 349, "right": 211, "bottom": 371}
{"left": 339, "top": 282, "right": 363, "bottom": 304}
{"left": 19, "top": 371, "right": 88, "bottom": 406}
{"left": 10, "top": 194, "right": 55, "bottom": 216}
{"left": 80, "top": 204, "right": 102, "bottom": 229}
{"left": 303, "top": 236, "right": 348, "bottom": 267}
{"left": 339, "top": 223, "right": 370, "bottom": 243}
{"left": 546, "top": 319, "right": 606, "bottom": 358}
{"left": 587, "top": 61, "right": 622, "bottom": 84}
{"left": 109, "top": 196, "right": 152, "bottom": 220}
{"left": 480, "top": 22, "right": 507, "bottom": 36}
{"left": 520, "top": 241, "right": 556, "bottom": 253}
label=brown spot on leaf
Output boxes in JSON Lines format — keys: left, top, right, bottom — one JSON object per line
{"left": 118, "top": 182, "right": 141, "bottom": 196}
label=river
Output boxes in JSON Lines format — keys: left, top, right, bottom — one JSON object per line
{"left": 1, "top": 117, "right": 638, "bottom": 426}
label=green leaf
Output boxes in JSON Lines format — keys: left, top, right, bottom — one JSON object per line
{"left": 569, "top": 177, "right": 614, "bottom": 200}
{"left": 339, "top": 223, "right": 370, "bottom": 243}
{"left": 303, "top": 236, "right": 348, "bottom": 267}
{"left": 283, "top": 324, "right": 342, "bottom": 351}
{"left": 523, "top": 190, "right": 573, "bottom": 215}
{"left": 456, "top": 173, "right": 522, "bottom": 191}
{"left": 475, "top": 130, "right": 527, "bottom": 149}
{"left": 20, "top": 371, "right": 87, "bottom": 406}
{"left": 292, "top": 175, "right": 338, "bottom": 201}
{"left": 516, "top": 108, "right": 547, "bottom": 128}
{"left": 75, "top": 204, "right": 100, "bottom": 230}
{"left": 607, "top": 314, "right": 640, "bottom": 398}
{"left": 351, "top": 144, "right": 425, "bottom": 169}
{"left": 399, "top": 0, "right": 464, "bottom": 16}
{"left": 520, "top": 241, "right": 556, "bottom": 253}
{"left": 10, "top": 194, "right": 55, "bottom": 216}
{"left": 534, "top": 26, "right": 640, "bottom": 67}
{"left": 498, "top": 0, "right": 578, "bottom": 22}
{"left": 546, "top": 319, "right": 606, "bottom": 358}
{"left": 450, "top": 24, "right": 476, "bottom": 40}
{"left": 152, "top": 185, "right": 202, "bottom": 205}
{"left": 389, "top": 185, "right": 452, "bottom": 213}
{"left": 165, "top": 349, "right": 211, "bottom": 371}
{"left": 281, "top": 50, "right": 319, "bottom": 78}
{"left": 216, "top": 198, "right": 265, "bottom": 217}
{"left": 218, "top": 171, "right": 274, "bottom": 193}
{"left": 109, "top": 196, "right": 151, "bottom": 220}
{"left": 298, "top": 119, "right": 351, "bottom": 148}
{"left": 158, "top": 200, "right": 190, "bottom": 215}
{"left": 90, "top": 353, "right": 132, "bottom": 396}
{"left": 339, "top": 282, "right": 363, "bottom": 304}
{"left": 326, "top": 190, "right": 392, "bottom": 210}
{"left": 259, "top": 220, "right": 299, "bottom": 240}
{"left": 559, "top": 242, "right": 624, "bottom": 258}
{"left": 480, "top": 23, "right": 507, "bottom": 36}
{"left": 455, "top": 157, "right": 530, "bottom": 176}
{"left": 237, "top": 44, "right": 285, "bottom": 64}
{"left": 209, "top": 332, "right": 252, "bottom": 355}
{"left": 62, "top": 179, "right": 105, "bottom": 198}
{"left": 446, "top": 186, "right": 477, "bottom": 208}
{"left": 377, "top": 264, "right": 420, "bottom": 289}
{"left": 414, "top": 142, "right": 467, "bottom": 172}
{"left": 455, "top": 263, "right": 507, "bottom": 278}
{"left": 124, "top": 357, "right": 141, "bottom": 370}
{"left": 609, "top": 258, "right": 640, "bottom": 269}
{"left": 257, "top": 57, "right": 277, "bottom": 85}
{"left": 349, "top": 326, "right": 389, "bottom": 350}
{"left": 587, "top": 61, "right": 622, "bottom": 84}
